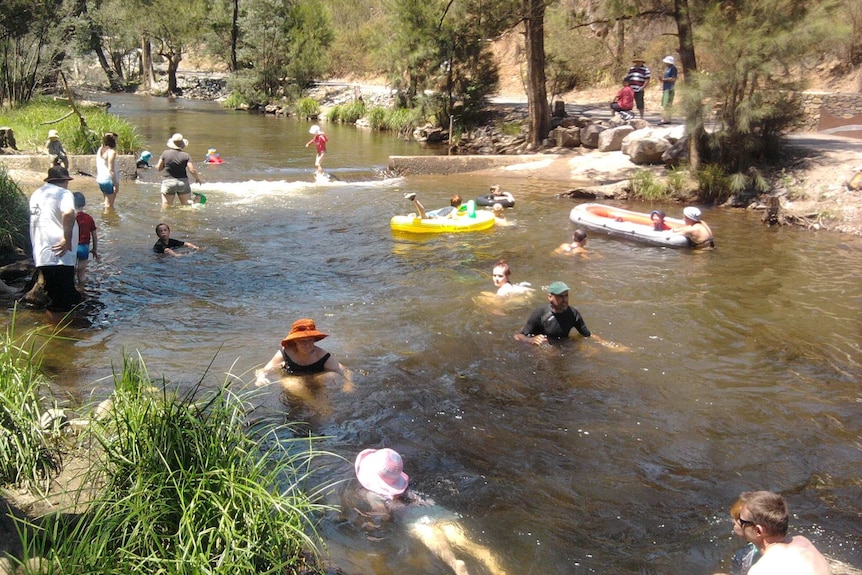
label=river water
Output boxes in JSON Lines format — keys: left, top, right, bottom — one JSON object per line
{"left": 8, "top": 94, "right": 861, "bottom": 574}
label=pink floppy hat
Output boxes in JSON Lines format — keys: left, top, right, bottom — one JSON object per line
{"left": 355, "top": 448, "right": 409, "bottom": 498}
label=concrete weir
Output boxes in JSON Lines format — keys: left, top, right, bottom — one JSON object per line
{"left": 388, "top": 154, "right": 557, "bottom": 175}
{"left": 0, "top": 155, "right": 139, "bottom": 179}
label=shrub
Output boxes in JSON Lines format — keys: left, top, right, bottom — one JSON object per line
{"left": 631, "top": 169, "right": 671, "bottom": 201}
{"left": 0, "top": 312, "right": 61, "bottom": 491}
{"left": 16, "top": 356, "right": 333, "bottom": 574}
{"left": 295, "top": 97, "right": 320, "bottom": 119}
{"left": 695, "top": 163, "right": 732, "bottom": 204}
{"left": 330, "top": 100, "right": 366, "bottom": 124}
{"left": 222, "top": 91, "right": 250, "bottom": 110}
{"left": 665, "top": 167, "right": 688, "bottom": 198}
{"left": 0, "top": 97, "right": 142, "bottom": 155}
{"left": 0, "top": 166, "right": 30, "bottom": 253}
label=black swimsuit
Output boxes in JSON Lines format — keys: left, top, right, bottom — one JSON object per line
{"left": 281, "top": 348, "right": 331, "bottom": 374}
{"left": 686, "top": 236, "right": 715, "bottom": 248}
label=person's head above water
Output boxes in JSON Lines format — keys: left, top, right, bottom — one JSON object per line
{"left": 450, "top": 194, "right": 462, "bottom": 207}
{"left": 683, "top": 206, "right": 702, "bottom": 222}
{"left": 281, "top": 318, "right": 328, "bottom": 348}
{"left": 355, "top": 448, "right": 409, "bottom": 499}
{"left": 573, "top": 229, "right": 587, "bottom": 243}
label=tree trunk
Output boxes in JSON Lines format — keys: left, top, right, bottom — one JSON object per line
{"left": 141, "top": 36, "right": 156, "bottom": 90}
{"left": 673, "top": 0, "right": 701, "bottom": 170}
{"left": 167, "top": 53, "right": 181, "bottom": 95}
{"left": 230, "top": 0, "right": 239, "bottom": 72}
{"left": 523, "top": 0, "right": 549, "bottom": 149}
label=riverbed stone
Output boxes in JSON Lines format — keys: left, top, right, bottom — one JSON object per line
{"left": 598, "top": 125, "right": 635, "bottom": 152}
{"left": 580, "top": 123, "right": 606, "bottom": 148}
{"left": 553, "top": 127, "right": 581, "bottom": 148}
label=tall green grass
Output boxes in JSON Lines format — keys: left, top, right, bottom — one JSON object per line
{"left": 630, "top": 169, "right": 672, "bottom": 201}
{"left": 0, "top": 310, "right": 61, "bottom": 491}
{"left": 326, "top": 100, "right": 367, "bottom": 124}
{"left": 295, "top": 97, "right": 321, "bottom": 119}
{"left": 0, "top": 165, "right": 30, "bottom": 253}
{"left": 15, "top": 355, "right": 335, "bottom": 575}
{"left": 0, "top": 97, "right": 142, "bottom": 155}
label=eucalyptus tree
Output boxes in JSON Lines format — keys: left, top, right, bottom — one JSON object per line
{"left": 687, "top": 0, "right": 845, "bottom": 173}
{"left": 384, "top": 0, "right": 509, "bottom": 125}
{"left": 0, "top": 0, "right": 66, "bottom": 105}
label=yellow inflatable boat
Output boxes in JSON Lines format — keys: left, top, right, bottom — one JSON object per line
{"left": 390, "top": 210, "right": 496, "bottom": 233}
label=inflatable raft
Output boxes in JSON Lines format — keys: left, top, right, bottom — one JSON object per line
{"left": 390, "top": 210, "right": 496, "bottom": 233}
{"left": 569, "top": 203, "right": 689, "bottom": 248}
{"left": 475, "top": 191, "right": 515, "bottom": 208}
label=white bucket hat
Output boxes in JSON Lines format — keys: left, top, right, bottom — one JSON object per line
{"left": 683, "top": 206, "right": 702, "bottom": 222}
{"left": 355, "top": 448, "right": 409, "bottom": 498}
{"left": 663, "top": 56, "right": 676, "bottom": 65}
{"left": 309, "top": 125, "right": 321, "bottom": 135}
{"left": 166, "top": 133, "right": 188, "bottom": 149}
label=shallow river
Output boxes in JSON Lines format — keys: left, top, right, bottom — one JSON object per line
{"left": 7, "top": 94, "right": 861, "bottom": 574}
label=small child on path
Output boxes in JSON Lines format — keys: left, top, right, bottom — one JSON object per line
{"left": 306, "top": 125, "right": 328, "bottom": 174}
{"left": 73, "top": 192, "right": 99, "bottom": 288}
{"left": 46, "top": 129, "right": 69, "bottom": 169}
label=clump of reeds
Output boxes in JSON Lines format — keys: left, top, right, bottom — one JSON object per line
{"left": 15, "top": 355, "right": 335, "bottom": 574}
{"left": 0, "top": 310, "right": 61, "bottom": 491}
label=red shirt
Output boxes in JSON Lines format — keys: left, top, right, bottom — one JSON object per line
{"left": 309, "top": 134, "right": 328, "bottom": 154}
{"left": 614, "top": 86, "right": 634, "bottom": 111}
{"left": 76, "top": 211, "right": 97, "bottom": 245}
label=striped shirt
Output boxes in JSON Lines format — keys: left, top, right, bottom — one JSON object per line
{"left": 627, "top": 64, "right": 651, "bottom": 92}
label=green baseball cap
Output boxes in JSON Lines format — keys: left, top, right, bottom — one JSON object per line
{"left": 547, "top": 281, "right": 570, "bottom": 295}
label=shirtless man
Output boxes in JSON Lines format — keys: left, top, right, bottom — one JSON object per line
{"left": 672, "top": 206, "right": 715, "bottom": 249}
{"left": 738, "top": 491, "right": 831, "bottom": 575}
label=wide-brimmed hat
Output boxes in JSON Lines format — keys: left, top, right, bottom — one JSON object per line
{"left": 663, "top": 56, "right": 676, "bottom": 65}
{"left": 139, "top": 150, "right": 153, "bottom": 162}
{"left": 632, "top": 55, "right": 646, "bottom": 63}
{"left": 547, "top": 281, "right": 570, "bottom": 295}
{"left": 47, "top": 129, "right": 60, "bottom": 140}
{"left": 683, "top": 206, "right": 702, "bottom": 222}
{"left": 355, "top": 448, "right": 409, "bottom": 498}
{"left": 281, "top": 318, "right": 328, "bottom": 346}
{"left": 309, "top": 125, "right": 321, "bottom": 135}
{"left": 166, "top": 133, "right": 188, "bottom": 149}
{"left": 44, "top": 166, "right": 74, "bottom": 183}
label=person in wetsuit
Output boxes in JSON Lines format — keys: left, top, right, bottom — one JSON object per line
{"left": 256, "top": 318, "right": 350, "bottom": 384}
{"left": 672, "top": 206, "right": 715, "bottom": 249}
{"left": 515, "top": 281, "right": 598, "bottom": 345}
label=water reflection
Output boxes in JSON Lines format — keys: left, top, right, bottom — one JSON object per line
{"left": 6, "top": 95, "right": 861, "bottom": 573}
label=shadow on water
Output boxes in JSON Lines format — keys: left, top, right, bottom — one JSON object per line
{"left": 8, "top": 94, "right": 862, "bottom": 573}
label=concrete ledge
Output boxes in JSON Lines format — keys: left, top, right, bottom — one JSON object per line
{"left": 0, "top": 155, "right": 138, "bottom": 180}
{"left": 389, "top": 154, "right": 557, "bottom": 175}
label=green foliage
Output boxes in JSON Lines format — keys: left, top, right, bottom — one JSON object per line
{"left": 665, "top": 167, "right": 688, "bottom": 198}
{"left": 225, "top": 71, "right": 268, "bottom": 107}
{"left": 295, "top": 97, "right": 321, "bottom": 119}
{"left": 222, "top": 91, "right": 250, "bottom": 109}
{"left": 0, "top": 313, "right": 61, "bottom": 491}
{"left": 687, "top": 0, "right": 846, "bottom": 172}
{"left": 364, "top": 106, "right": 424, "bottom": 136}
{"left": 0, "top": 97, "right": 142, "bottom": 154}
{"left": 498, "top": 121, "right": 523, "bottom": 137}
{"left": 0, "top": 166, "right": 30, "bottom": 253}
{"left": 285, "top": 0, "right": 335, "bottom": 89}
{"left": 695, "top": 163, "right": 732, "bottom": 204}
{"left": 17, "top": 356, "right": 333, "bottom": 574}
{"left": 327, "top": 100, "right": 367, "bottom": 124}
{"left": 630, "top": 169, "right": 672, "bottom": 201}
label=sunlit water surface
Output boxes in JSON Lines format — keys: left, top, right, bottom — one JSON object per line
{"left": 6, "top": 94, "right": 861, "bottom": 574}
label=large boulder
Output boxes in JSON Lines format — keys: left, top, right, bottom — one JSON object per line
{"left": 624, "top": 136, "right": 672, "bottom": 164}
{"left": 580, "top": 123, "right": 606, "bottom": 148}
{"left": 553, "top": 126, "right": 581, "bottom": 148}
{"left": 598, "top": 125, "right": 635, "bottom": 152}
{"left": 662, "top": 135, "right": 690, "bottom": 167}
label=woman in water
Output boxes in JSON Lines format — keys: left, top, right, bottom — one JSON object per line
{"left": 96, "top": 132, "right": 120, "bottom": 209}
{"left": 256, "top": 318, "right": 351, "bottom": 385}
{"left": 492, "top": 260, "right": 533, "bottom": 296}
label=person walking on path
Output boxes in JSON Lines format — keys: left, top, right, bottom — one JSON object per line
{"left": 156, "top": 133, "right": 202, "bottom": 207}
{"left": 96, "top": 132, "right": 120, "bottom": 209}
{"left": 660, "top": 56, "right": 678, "bottom": 124}
{"left": 29, "top": 166, "right": 81, "bottom": 322}
{"left": 626, "top": 56, "right": 651, "bottom": 119}
{"left": 306, "top": 125, "right": 328, "bottom": 174}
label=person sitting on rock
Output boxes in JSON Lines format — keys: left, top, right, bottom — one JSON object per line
{"left": 610, "top": 77, "right": 635, "bottom": 121}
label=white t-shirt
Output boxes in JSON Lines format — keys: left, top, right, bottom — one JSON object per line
{"left": 29, "top": 183, "right": 78, "bottom": 267}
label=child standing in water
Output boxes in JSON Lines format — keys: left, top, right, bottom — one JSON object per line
{"left": 73, "top": 192, "right": 99, "bottom": 288}
{"left": 305, "top": 125, "right": 328, "bottom": 174}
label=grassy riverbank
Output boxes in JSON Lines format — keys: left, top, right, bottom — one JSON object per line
{"left": 0, "top": 321, "right": 332, "bottom": 574}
